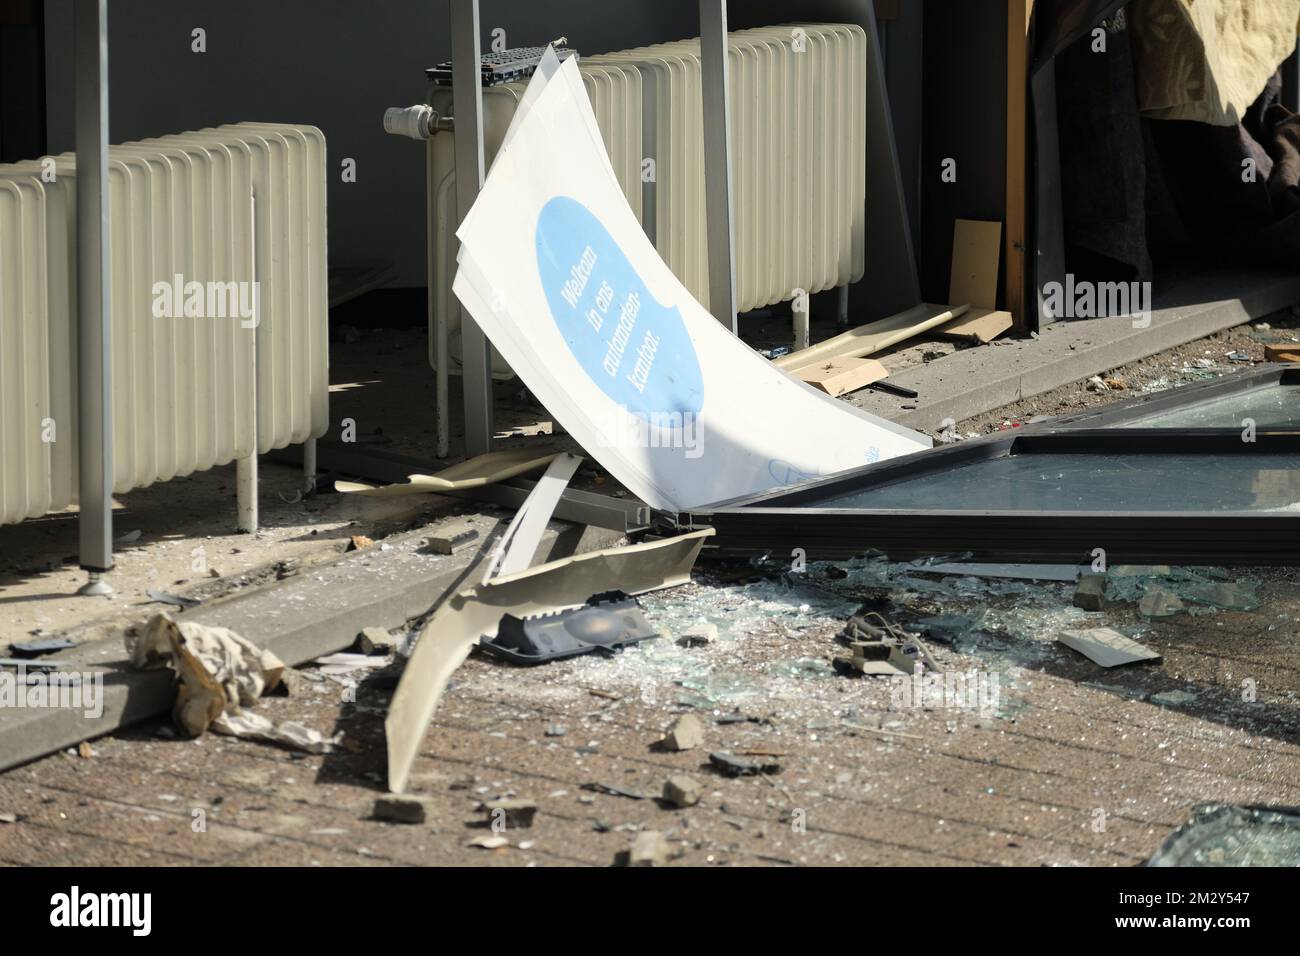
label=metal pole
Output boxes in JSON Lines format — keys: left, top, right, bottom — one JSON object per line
{"left": 450, "top": 0, "right": 493, "bottom": 455}
{"left": 74, "top": 0, "right": 113, "bottom": 594}
{"left": 699, "top": 0, "right": 737, "bottom": 334}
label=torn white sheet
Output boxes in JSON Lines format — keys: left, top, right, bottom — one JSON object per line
{"left": 452, "top": 51, "right": 929, "bottom": 512}
{"left": 127, "top": 614, "right": 337, "bottom": 753}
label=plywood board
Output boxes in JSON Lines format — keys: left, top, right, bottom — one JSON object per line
{"left": 773, "top": 303, "right": 970, "bottom": 371}
{"left": 795, "top": 357, "right": 889, "bottom": 398}
{"left": 949, "top": 219, "right": 1003, "bottom": 311}
{"left": 1264, "top": 344, "right": 1300, "bottom": 363}
{"left": 334, "top": 448, "right": 560, "bottom": 497}
{"left": 937, "top": 307, "right": 1014, "bottom": 344}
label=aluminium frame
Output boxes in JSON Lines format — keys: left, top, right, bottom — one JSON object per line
{"left": 669, "top": 365, "right": 1300, "bottom": 566}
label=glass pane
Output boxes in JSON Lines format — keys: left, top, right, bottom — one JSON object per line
{"left": 807, "top": 453, "right": 1300, "bottom": 512}
{"left": 1128, "top": 385, "right": 1300, "bottom": 428}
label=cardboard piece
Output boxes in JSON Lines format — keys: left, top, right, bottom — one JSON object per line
{"left": 1058, "top": 627, "right": 1162, "bottom": 668}
{"left": 937, "top": 307, "right": 1014, "bottom": 344}
{"left": 794, "top": 357, "right": 890, "bottom": 397}
{"left": 949, "top": 219, "right": 1003, "bottom": 311}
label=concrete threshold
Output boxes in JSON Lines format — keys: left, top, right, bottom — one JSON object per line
{"left": 853, "top": 270, "right": 1300, "bottom": 430}
{"left": 0, "top": 512, "right": 623, "bottom": 773}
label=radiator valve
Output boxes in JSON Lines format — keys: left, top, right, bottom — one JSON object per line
{"left": 383, "top": 104, "right": 452, "bottom": 140}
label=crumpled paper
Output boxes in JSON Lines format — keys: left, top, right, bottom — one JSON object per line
{"left": 127, "top": 613, "right": 337, "bottom": 753}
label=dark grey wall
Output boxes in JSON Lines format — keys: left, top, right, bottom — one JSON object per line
{"left": 878, "top": 2, "right": 925, "bottom": 258}
{"left": 920, "top": 0, "right": 1006, "bottom": 304}
{"left": 1, "top": 0, "right": 46, "bottom": 163}
{"left": 42, "top": 0, "right": 701, "bottom": 286}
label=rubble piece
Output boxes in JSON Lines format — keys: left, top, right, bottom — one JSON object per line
{"left": 1072, "top": 573, "right": 1108, "bottom": 611}
{"left": 1151, "top": 689, "right": 1197, "bottom": 707}
{"left": 336, "top": 448, "right": 561, "bottom": 497}
{"left": 545, "top": 724, "right": 567, "bottom": 737}
{"left": 315, "top": 653, "right": 389, "bottom": 677}
{"left": 212, "top": 711, "right": 337, "bottom": 754}
{"left": 662, "top": 775, "right": 702, "bottom": 808}
{"left": 347, "top": 535, "right": 374, "bottom": 551}
{"left": 0, "top": 813, "right": 16, "bottom": 824}
{"left": 8, "top": 638, "right": 76, "bottom": 658}
{"left": 146, "top": 589, "right": 200, "bottom": 610}
{"left": 358, "top": 627, "right": 398, "bottom": 656}
{"left": 481, "top": 591, "right": 659, "bottom": 665}
{"left": 663, "top": 714, "right": 705, "bottom": 752}
{"left": 386, "top": 530, "right": 713, "bottom": 793}
{"left": 1139, "top": 587, "right": 1186, "bottom": 618}
{"left": 709, "top": 752, "right": 781, "bottom": 777}
{"left": 374, "top": 794, "right": 431, "bottom": 824}
{"left": 423, "top": 520, "right": 481, "bottom": 555}
{"left": 1058, "top": 627, "right": 1160, "bottom": 668}
{"left": 676, "top": 624, "right": 717, "bottom": 648}
{"left": 617, "top": 830, "right": 669, "bottom": 867}
{"left": 467, "top": 834, "right": 510, "bottom": 850}
{"left": 582, "top": 782, "right": 651, "bottom": 801}
{"left": 839, "top": 610, "right": 940, "bottom": 676}
{"left": 1148, "top": 804, "right": 1300, "bottom": 867}
{"left": 479, "top": 798, "right": 537, "bottom": 829}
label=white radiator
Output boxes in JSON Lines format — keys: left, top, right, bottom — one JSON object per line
{"left": 428, "top": 23, "right": 866, "bottom": 378}
{"left": 0, "top": 122, "right": 328, "bottom": 527}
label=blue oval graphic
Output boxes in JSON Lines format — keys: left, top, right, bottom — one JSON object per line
{"left": 535, "top": 195, "right": 704, "bottom": 420}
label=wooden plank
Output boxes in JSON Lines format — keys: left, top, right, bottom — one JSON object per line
{"left": 772, "top": 303, "right": 970, "bottom": 371}
{"left": 794, "top": 357, "right": 890, "bottom": 398}
{"left": 949, "top": 219, "right": 1003, "bottom": 310}
{"left": 1006, "top": 0, "right": 1033, "bottom": 330}
{"left": 1264, "top": 344, "right": 1300, "bottom": 363}
{"left": 937, "top": 307, "right": 1013, "bottom": 344}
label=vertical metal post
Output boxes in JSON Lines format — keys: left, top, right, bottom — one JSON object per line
{"left": 792, "top": 298, "right": 810, "bottom": 351}
{"left": 74, "top": 0, "right": 113, "bottom": 593}
{"left": 450, "top": 0, "right": 493, "bottom": 456}
{"left": 699, "top": 0, "right": 737, "bottom": 334}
